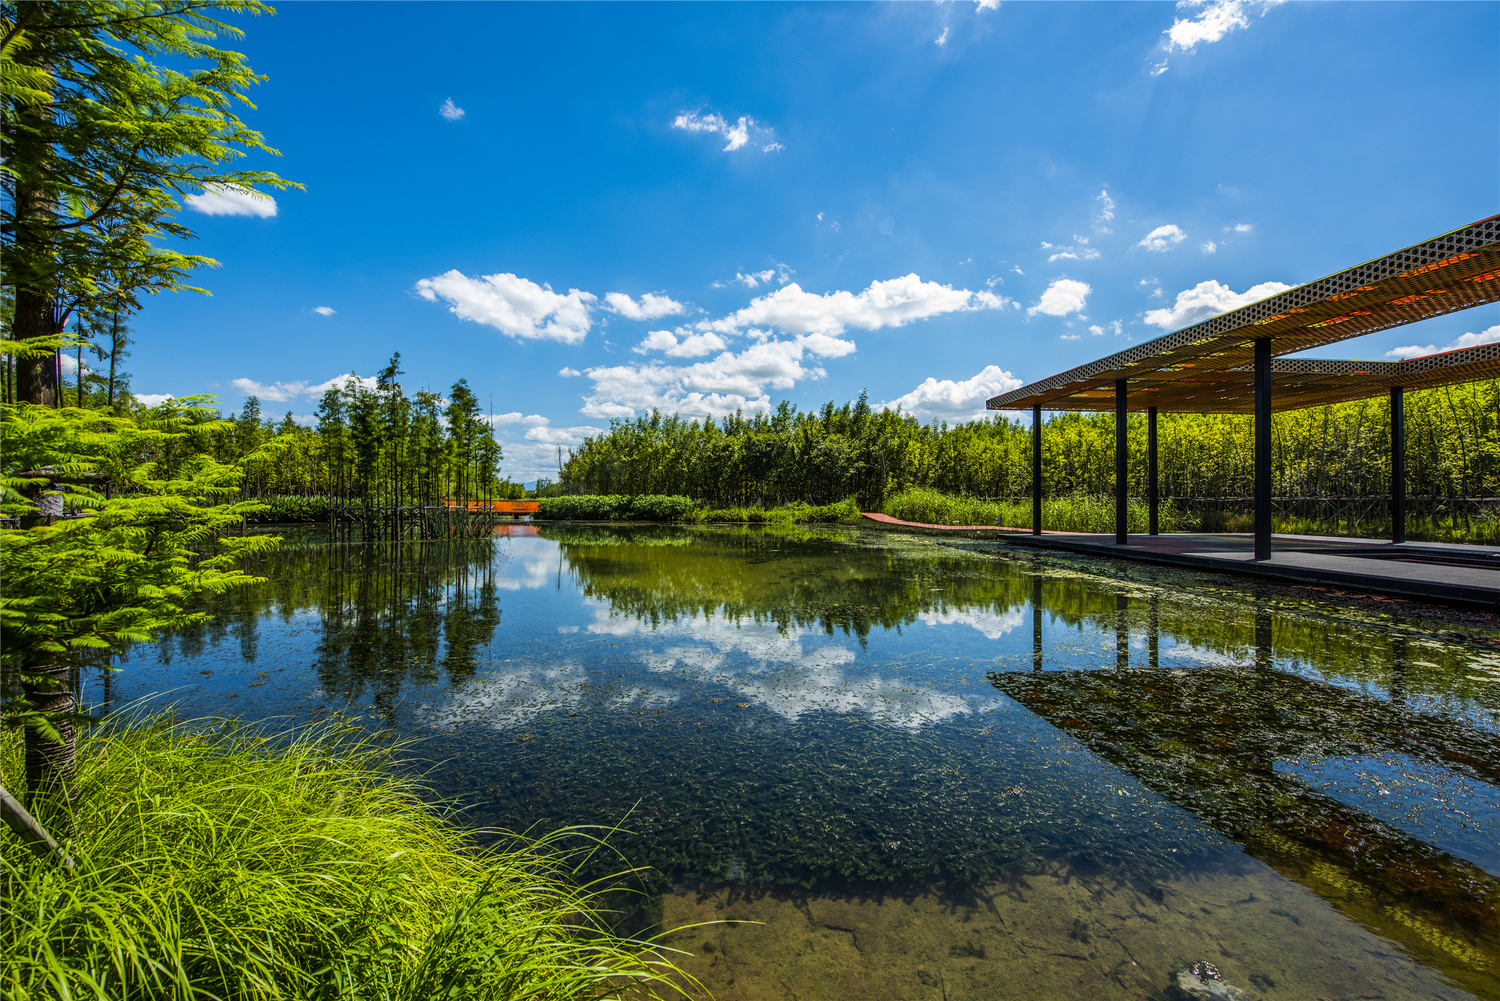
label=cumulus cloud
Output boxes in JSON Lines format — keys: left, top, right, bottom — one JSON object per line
{"left": 131, "top": 393, "right": 174, "bottom": 407}
{"left": 439, "top": 97, "right": 465, "bottom": 121}
{"left": 603, "top": 291, "right": 686, "bottom": 321}
{"left": 1387, "top": 324, "right": 1500, "bottom": 360}
{"left": 1143, "top": 279, "right": 1292, "bottom": 331}
{"left": 558, "top": 367, "right": 582, "bottom": 377}
{"left": 1200, "top": 241, "right": 1217, "bottom": 254}
{"left": 975, "top": 0, "right": 1000, "bottom": 10}
{"left": 416, "top": 271, "right": 596, "bottom": 344}
{"left": 878, "top": 365, "right": 1022, "bottom": 423}
{"left": 1135, "top": 224, "right": 1187, "bottom": 252}
{"left": 935, "top": 26, "right": 950, "bottom": 46}
{"left": 524, "top": 424, "right": 602, "bottom": 445}
{"left": 1231, "top": 223, "right": 1253, "bottom": 233}
{"left": 1154, "top": 1, "right": 1283, "bottom": 75}
{"left": 185, "top": 184, "right": 277, "bottom": 218}
{"left": 489, "top": 412, "right": 550, "bottom": 427}
{"left": 672, "top": 109, "right": 778, "bottom": 152}
{"left": 311, "top": 306, "right": 336, "bottom": 316}
{"left": 1060, "top": 334, "right": 1081, "bottom": 341}
{"left": 1088, "top": 320, "right": 1123, "bottom": 337}
{"left": 706, "top": 274, "right": 1009, "bottom": 341}
{"left": 633, "top": 329, "right": 728, "bottom": 358}
{"left": 1028, "top": 278, "right": 1090, "bottom": 317}
{"left": 229, "top": 372, "right": 379, "bottom": 403}
{"left": 1094, "top": 189, "right": 1116, "bottom": 233}
{"left": 713, "top": 265, "right": 793, "bottom": 290}
{"left": 578, "top": 339, "right": 823, "bottom": 420}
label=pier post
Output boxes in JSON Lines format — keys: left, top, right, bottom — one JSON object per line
{"left": 1148, "top": 406, "right": 1158, "bottom": 536}
{"left": 1115, "top": 379, "right": 1128, "bottom": 545}
{"left": 1254, "top": 338, "right": 1272, "bottom": 561}
{"left": 1391, "top": 386, "right": 1405, "bottom": 544}
{"left": 1031, "top": 404, "right": 1042, "bottom": 535}
{"left": 1032, "top": 576, "right": 1043, "bottom": 671}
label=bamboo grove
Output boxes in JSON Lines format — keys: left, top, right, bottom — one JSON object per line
{"left": 209, "top": 356, "right": 516, "bottom": 538}
{"left": 557, "top": 381, "right": 1500, "bottom": 541}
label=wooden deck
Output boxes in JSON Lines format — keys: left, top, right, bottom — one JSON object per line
{"left": 444, "top": 499, "right": 540, "bottom": 515}
{"left": 1001, "top": 531, "right": 1500, "bottom": 608}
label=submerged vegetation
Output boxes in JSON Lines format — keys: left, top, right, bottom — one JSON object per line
{"left": 0, "top": 715, "right": 694, "bottom": 1001}
{"left": 556, "top": 383, "right": 1500, "bottom": 542}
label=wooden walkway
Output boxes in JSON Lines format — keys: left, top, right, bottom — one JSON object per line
{"left": 1001, "top": 531, "right": 1500, "bottom": 608}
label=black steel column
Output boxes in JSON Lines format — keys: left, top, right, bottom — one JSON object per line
{"left": 1254, "top": 338, "right": 1272, "bottom": 561}
{"left": 1391, "top": 386, "right": 1405, "bottom": 544}
{"left": 1115, "top": 379, "right": 1128, "bottom": 545}
{"left": 1031, "top": 404, "right": 1042, "bottom": 536}
{"left": 1147, "top": 406, "right": 1159, "bottom": 536}
{"left": 1031, "top": 576, "right": 1043, "bottom": 671}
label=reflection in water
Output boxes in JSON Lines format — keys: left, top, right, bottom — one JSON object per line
{"left": 99, "top": 523, "right": 1500, "bottom": 998}
{"left": 989, "top": 666, "right": 1500, "bottom": 991}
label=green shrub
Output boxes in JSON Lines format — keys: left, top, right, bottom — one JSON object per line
{"left": 0, "top": 716, "right": 693, "bottom": 1001}
{"left": 538, "top": 494, "right": 858, "bottom": 524}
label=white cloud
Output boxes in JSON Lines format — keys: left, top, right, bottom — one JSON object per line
{"left": 1143, "top": 279, "right": 1292, "bottom": 331}
{"left": 1135, "top": 224, "right": 1187, "bottom": 252}
{"left": 1093, "top": 189, "right": 1116, "bottom": 233}
{"left": 311, "top": 306, "right": 336, "bottom": 316}
{"left": 706, "top": 274, "right": 1007, "bottom": 341}
{"left": 185, "top": 184, "right": 277, "bottom": 218}
{"left": 603, "top": 291, "right": 686, "bottom": 321}
{"left": 558, "top": 367, "right": 582, "bottom": 377}
{"left": 1387, "top": 324, "right": 1500, "bottom": 359}
{"left": 439, "top": 97, "right": 465, "bottom": 122}
{"left": 1154, "top": 1, "right": 1283, "bottom": 75}
{"left": 579, "top": 340, "right": 823, "bottom": 420}
{"left": 1232, "top": 223, "right": 1253, "bottom": 233}
{"left": 1200, "top": 240, "right": 1217, "bottom": 254}
{"left": 919, "top": 607, "right": 1024, "bottom": 639}
{"left": 524, "top": 424, "right": 602, "bottom": 445}
{"left": 490, "top": 412, "right": 550, "bottom": 428}
{"left": 878, "top": 365, "right": 1022, "bottom": 423}
{"left": 1045, "top": 241, "right": 1101, "bottom": 263}
{"left": 633, "top": 329, "right": 728, "bottom": 358}
{"left": 1060, "top": 334, "right": 1081, "bottom": 341}
{"left": 131, "top": 393, "right": 174, "bottom": 407}
{"left": 229, "top": 372, "right": 379, "bottom": 403}
{"left": 763, "top": 142, "right": 784, "bottom": 154}
{"left": 975, "top": 0, "right": 1000, "bottom": 9}
{"left": 416, "top": 271, "right": 596, "bottom": 344}
{"left": 672, "top": 109, "right": 777, "bottom": 152}
{"left": 1088, "top": 320, "right": 1123, "bottom": 337}
{"left": 1028, "top": 278, "right": 1090, "bottom": 317}
{"left": 935, "top": 26, "right": 950, "bottom": 46}
{"left": 1011, "top": 265, "right": 1025, "bottom": 276}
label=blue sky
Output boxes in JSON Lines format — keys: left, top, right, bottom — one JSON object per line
{"left": 133, "top": 1, "right": 1498, "bottom": 481}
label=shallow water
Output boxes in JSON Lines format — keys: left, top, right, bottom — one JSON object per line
{"left": 94, "top": 523, "right": 1500, "bottom": 999}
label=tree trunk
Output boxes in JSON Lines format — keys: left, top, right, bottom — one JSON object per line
{"left": 23, "top": 661, "right": 77, "bottom": 818}
{"left": 8, "top": 14, "right": 60, "bottom": 408}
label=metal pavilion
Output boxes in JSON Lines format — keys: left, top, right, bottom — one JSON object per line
{"left": 987, "top": 214, "right": 1500, "bottom": 559}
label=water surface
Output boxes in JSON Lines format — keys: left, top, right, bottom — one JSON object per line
{"left": 95, "top": 524, "right": 1500, "bottom": 999}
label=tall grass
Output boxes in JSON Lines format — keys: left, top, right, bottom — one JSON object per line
{"left": 881, "top": 486, "right": 1190, "bottom": 533}
{"left": 0, "top": 715, "right": 698, "bottom": 1001}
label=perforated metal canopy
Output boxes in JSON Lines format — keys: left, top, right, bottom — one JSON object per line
{"left": 987, "top": 215, "right": 1500, "bottom": 414}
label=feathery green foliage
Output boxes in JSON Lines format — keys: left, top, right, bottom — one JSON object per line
{"left": 0, "top": 714, "right": 699, "bottom": 1001}
{"left": 881, "top": 486, "right": 1190, "bottom": 533}
{"left": 535, "top": 493, "right": 861, "bottom": 524}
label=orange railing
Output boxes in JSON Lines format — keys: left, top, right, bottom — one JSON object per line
{"left": 443, "top": 499, "right": 540, "bottom": 515}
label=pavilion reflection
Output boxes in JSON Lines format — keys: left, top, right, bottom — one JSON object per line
{"left": 989, "top": 662, "right": 1500, "bottom": 991}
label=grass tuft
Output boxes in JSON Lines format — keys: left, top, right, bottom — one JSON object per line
{"left": 881, "top": 486, "right": 1190, "bottom": 534}
{"left": 1, "top": 714, "right": 699, "bottom": 1001}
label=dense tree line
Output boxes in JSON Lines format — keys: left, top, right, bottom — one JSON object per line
{"left": 559, "top": 382, "right": 1500, "bottom": 525}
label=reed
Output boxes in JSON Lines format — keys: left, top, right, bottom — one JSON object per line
{"left": 0, "top": 714, "right": 697, "bottom": 1001}
{"left": 881, "top": 486, "right": 1190, "bottom": 533}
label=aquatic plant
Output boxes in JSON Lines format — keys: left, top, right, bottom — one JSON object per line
{"left": 0, "top": 715, "right": 696, "bottom": 1001}
{"left": 882, "top": 486, "right": 1189, "bottom": 533}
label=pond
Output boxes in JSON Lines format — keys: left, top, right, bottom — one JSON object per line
{"left": 92, "top": 523, "right": 1500, "bottom": 1000}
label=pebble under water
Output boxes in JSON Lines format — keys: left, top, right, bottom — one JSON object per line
{"left": 93, "top": 523, "right": 1500, "bottom": 1000}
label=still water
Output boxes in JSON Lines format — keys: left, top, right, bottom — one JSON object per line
{"left": 93, "top": 524, "right": 1500, "bottom": 1000}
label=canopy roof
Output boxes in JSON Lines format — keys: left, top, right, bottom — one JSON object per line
{"left": 988, "top": 215, "right": 1500, "bottom": 414}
